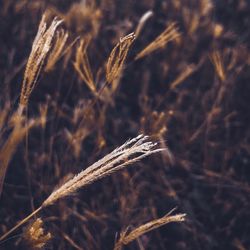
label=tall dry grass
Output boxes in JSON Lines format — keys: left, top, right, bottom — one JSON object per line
{"left": 106, "top": 33, "right": 136, "bottom": 84}
{"left": 0, "top": 135, "right": 167, "bottom": 242}
{"left": 0, "top": 113, "right": 44, "bottom": 197}
{"left": 74, "top": 37, "right": 96, "bottom": 94}
{"left": 135, "top": 22, "right": 180, "bottom": 60}
{"left": 19, "top": 14, "right": 62, "bottom": 114}
{"left": 2, "top": 1, "right": 248, "bottom": 249}
{"left": 114, "top": 209, "right": 186, "bottom": 250}
{"left": 0, "top": 14, "right": 62, "bottom": 197}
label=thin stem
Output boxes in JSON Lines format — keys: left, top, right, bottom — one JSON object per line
{"left": 0, "top": 206, "right": 42, "bottom": 242}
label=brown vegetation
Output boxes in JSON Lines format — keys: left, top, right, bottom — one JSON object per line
{"left": 1, "top": 0, "right": 250, "bottom": 249}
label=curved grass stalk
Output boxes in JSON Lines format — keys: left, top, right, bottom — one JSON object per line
{"left": 0, "top": 135, "right": 166, "bottom": 242}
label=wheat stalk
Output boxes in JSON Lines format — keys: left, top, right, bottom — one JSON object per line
{"left": 19, "top": 14, "right": 62, "bottom": 114}
{"left": 0, "top": 135, "right": 166, "bottom": 242}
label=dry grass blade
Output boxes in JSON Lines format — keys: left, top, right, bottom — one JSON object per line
{"left": 210, "top": 50, "right": 226, "bottom": 81}
{"left": 106, "top": 33, "right": 136, "bottom": 84}
{"left": 42, "top": 134, "right": 164, "bottom": 207}
{"left": 135, "top": 22, "right": 180, "bottom": 60}
{"left": 0, "top": 135, "right": 165, "bottom": 241}
{"left": 19, "top": 14, "right": 62, "bottom": 113}
{"left": 45, "top": 29, "right": 68, "bottom": 72}
{"left": 114, "top": 210, "right": 186, "bottom": 250}
{"left": 0, "top": 114, "right": 43, "bottom": 196}
{"left": 73, "top": 38, "right": 96, "bottom": 93}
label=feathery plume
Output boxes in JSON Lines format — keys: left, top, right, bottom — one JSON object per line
{"left": 0, "top": 135, "right": 165, "bottom": 241}
{"left": 73, "top": 38, "right": 96, "bottom": 93}
{"left": 19, "top": 14, "right": 62, "bottom": 113}
{"left": 106, "top": 33, "right": 136, "bottom": 84}
{"left": 114, "top": 209, "right": 186, "bottom": 250}
{"left": 170, "top": 64, "right": 196, "bottom": 89}
{"left": 135, "top": 22, "right": 180, "bottom": 60}
{"left": 210, "top": 50, "right": 226, "bottom": 81}
{"left": 45, "top": 29, "right": 68, "bottom": 72}
{"left": 43, "top": 134, "right": 164, "bottom": 206}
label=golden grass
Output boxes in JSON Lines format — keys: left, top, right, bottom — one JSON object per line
{"left": 19, "top": 14, "right": 62, "bottom": 113}
{"left": 0, "top": 12, "right": 62, "bottom": 200}
{"left": 45, "top": 29, "right": 68, "bottom": 72}
{"left": 210, "top": 50, "right": 226, "bottom": 81}
{"left": 0, "top": 5, "right": 190, "bottom": 248}
{"left": 170, "top": 64, "right": 196, "bottom": 89}
{"left": 1, "top": 1, "right": 249, "bottom": 249}
{"left": 106, "top": 33, "right": 136, "bottom": 84}
{"left": 135, "top": 22, "right": 180, "bottom": 60}
{"left": 114, "top": 209, "right": 186, "bottom": 250}
{"left": 23, "top": 218, "right": 52, "bottom": 249}
{"left": 0, "top": 113, "right": 43, "bottom": 196}
{"left": 0, "top": 135, "right": 165, "bottom": 241}
{"left": 73, "top": 37, "right": 96, "bottom": 93}
{"left": 42, "top": 135, "right": 164, "bottom": 206}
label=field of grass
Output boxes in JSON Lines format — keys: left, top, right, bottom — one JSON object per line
{"left": 1, "top": 0, "right": 250, "bottom": 249}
